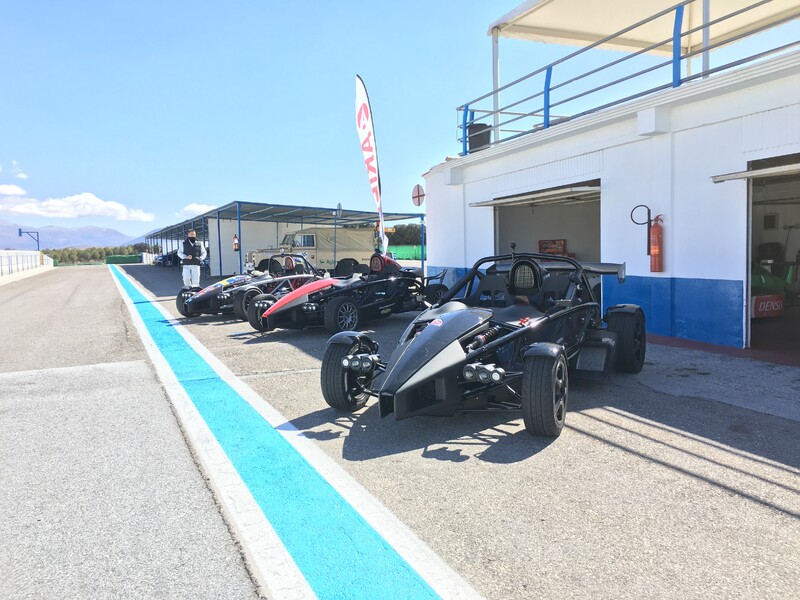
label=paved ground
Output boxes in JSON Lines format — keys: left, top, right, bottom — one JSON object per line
{"left": 0, "top": 267, "right": 259, "bottom": 600}
{"left": 3, "top": 264, "right": 800, "bottom": 599}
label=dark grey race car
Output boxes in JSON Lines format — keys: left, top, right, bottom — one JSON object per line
{"left": 319, "top": 248, "right": 646, "bottom": 438}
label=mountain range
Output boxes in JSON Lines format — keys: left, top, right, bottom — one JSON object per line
{"left": 0, "top": 219, "right": 143, "bottom": 250}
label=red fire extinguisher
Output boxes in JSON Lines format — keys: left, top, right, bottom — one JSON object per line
{"left": 650, "top": 215, "right": 664, "bottom": 272}
{"left": 233, "top": 234, "right": 240, "bottom": 252}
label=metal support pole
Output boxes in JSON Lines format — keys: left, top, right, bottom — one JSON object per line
{"left": 237, "top": 202, "right": 243, "bottom": 274}
{"left": 18, "top": 228, "right": 40, "bottom": 251}
{"left": 461, "top": 105, "right": 469, "bottom": 156}
{"left": 216, "top": 210, "right": 223, "bottom": 277}
{"left": 420, "top": 215, "right": 426, "bottom": 275}
{"left": 492, "top": 26, "right": 500, "bottom": 143}
{"left": 702, "top": 0, "right": 710, "bottom": 77}
{"left": 543, "top": 66, "right": 553, "bottom": 128}
{"left": 672, "top": 5, "right": 685, "bottom": 88}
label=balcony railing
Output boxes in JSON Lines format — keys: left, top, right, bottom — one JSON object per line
{"left": 458, "top": 0, "right": 800, "bottom": 155}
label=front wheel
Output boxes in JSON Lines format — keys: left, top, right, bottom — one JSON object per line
{"left": 175, "top": 289, "right": 196, "bottom": 318}
{"left": 324, "top": 296, "right": 360, "bottom": 333}
{"left": 320, "top": 342, "right": 373, "bottom": 412}
{"left": 246, "top": 293, "right": 277, "bottom": 331}
{"left": 606, "top": 310, "right": 646, "bottom": 373}
{"left": 521, "top": 353, "right": 569, "bottom": 437}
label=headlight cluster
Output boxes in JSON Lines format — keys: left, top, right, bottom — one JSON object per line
{"left": 342, "top": 353, "right": 381, "bottom": 372}
{"left": 463, "top": 363, "right": 505, "bottom": 383}
{"left": 219, "top": 292, "right": 230, "bottom": 301}
{"left": 301, "top": 303, "right": 320, "bottom": 312}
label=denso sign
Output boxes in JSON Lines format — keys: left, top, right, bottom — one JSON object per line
{"left": 751, "top": 294, "right": 784, "bottom": 318}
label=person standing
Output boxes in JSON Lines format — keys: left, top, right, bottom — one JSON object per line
{"left": 177, "top": 229, "right": 207, "bottom": 288}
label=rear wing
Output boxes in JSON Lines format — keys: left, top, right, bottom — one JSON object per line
{"left": 580, "top": 262, "right": 626, "bottom": 283}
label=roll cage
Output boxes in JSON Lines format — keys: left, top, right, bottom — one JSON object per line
{"left": 438, "top": 252, "right": 623, "bottom": 313}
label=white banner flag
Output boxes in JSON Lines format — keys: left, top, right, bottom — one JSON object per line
{"left": 355, "top": 75, "right": 389, "bottom": 255}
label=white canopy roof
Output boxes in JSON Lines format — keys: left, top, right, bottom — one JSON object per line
{"left": 488, "top": 0, "right": 800, "bottom": 55}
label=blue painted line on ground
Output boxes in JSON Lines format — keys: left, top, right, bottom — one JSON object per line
{"left": 111, "top": 266, "right": 438, "bottom": 600}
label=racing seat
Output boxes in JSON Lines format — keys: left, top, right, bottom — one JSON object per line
{"left": 334, "top": 258, "right": 360, "bottom": 277}
{"left": 508, "top": 260, "right": 540, "bottom": 302}
{"left": 466, "top": 274, "right": 512, "bottom": 308}
{"left": 533, "top": 273, "right": 572, "bottom": 311}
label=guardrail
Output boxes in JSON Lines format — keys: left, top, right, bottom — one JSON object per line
{"left": 0, "top": 251, "right": 54, "bottom": 278}
{"left": 458, "top": 0, "right": 800, "bottom": 154}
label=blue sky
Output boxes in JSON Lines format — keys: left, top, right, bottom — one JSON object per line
{"left": 0, "top": 1, "right": 527, "bottom": 237}
{"left": 1, "top": 1, "right": 798, "bottom": 238}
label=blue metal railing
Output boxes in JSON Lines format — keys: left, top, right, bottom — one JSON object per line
{"left": 457, "top": 0, "right": 800, "bottom": 154}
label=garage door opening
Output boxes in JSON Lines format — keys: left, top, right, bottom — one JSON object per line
{"left": 470, "top": 180, "right": 601, "bottom": 260}
{"left": 747, "top": 154, "right": 800, "bottom": 358}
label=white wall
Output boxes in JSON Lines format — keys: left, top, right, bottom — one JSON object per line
{"left": 207, "top": 218, "right": 293, "bottom": 276}
{"left": 425, "top": 170, "right": 469, "bottom": 268}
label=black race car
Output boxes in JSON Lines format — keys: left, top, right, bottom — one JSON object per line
{"left": 250, "top": 253, "right": 448, "bottom": 333}
{"left": 176, "top": 254, "right": 319, "bottom": 318}
{"left": 231, "top": 254, "right": 325, "bottom": 321}
{"left": 319, "top": 248, "right": 645, "bottom": 438}
{"left": 154, "top": 250, "right": 179, "bottom": 267}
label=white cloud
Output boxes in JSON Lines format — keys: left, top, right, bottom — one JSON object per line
{"left": 0, "top": 191, "right": 155, "bottom": 222}
{"left": 0, "top": 184, "right": 26, "bottom": 196}
{"left": 11, "top": 160, "right": 28, "bottom": 180}
{"left": 176, "top": 203, "right": 217, "bottom": 218}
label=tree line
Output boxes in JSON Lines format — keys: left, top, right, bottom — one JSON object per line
{"left": 43, "top": 243, "right": 155, "bottom": 265}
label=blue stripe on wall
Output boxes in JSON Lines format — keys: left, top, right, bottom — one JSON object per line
{"left": 603, "top": 275, "right": 744, "bottom": 348}
{"left": 110, "top": 267, "right": 438, "bottom": 600}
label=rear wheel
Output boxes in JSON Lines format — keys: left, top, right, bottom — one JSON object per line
{"left": 424, "top": 283, "right": 448, "bottom": 305}
{"left": 606, "top": 310, "right": 646, "bottom": 373}
{"left": 324, "top": 296, "right": 360, "bottom": 333}
{"left": 521, "top": 352, "right": 568, "bottom": 437}
{"left": 235, "top": 287, "right": 262, "bottom": 321}
{"left": 246, "top": 293, "right": 277, "bottom": 331}
{"left": 320, "top": 342, "right": 372, "bottom": 412}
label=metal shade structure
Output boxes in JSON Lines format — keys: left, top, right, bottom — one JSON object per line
{"left": 488, "top": 0, "right": 800, "bottom": 55}
{"left": 145, "top": 201, "right": 424, "bottom": 276}
{"left": 206, "top": 201, "right": 421, "bottom": 227}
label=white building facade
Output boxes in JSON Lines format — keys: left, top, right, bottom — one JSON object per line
{"left": 425, "top": 49, "right": 800, "bottom": 348}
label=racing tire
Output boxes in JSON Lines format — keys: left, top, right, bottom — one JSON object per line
{"left": 324, "top": 296, "right": 360, "bottom": 334}
{"left": 246, "top": 293, "right": 277, "bottom": 332}
{"left": 606, "top": 310, "right": 646, "bottom": 373}
{"left": 521, "top": 352, "right": 568, "bottom": 437}
{"left": 320, "top": 342, "right": 372, "bottom": 412}
{"left": 424, "top": 283, "right": 448, "bottom": 306}
{"left": 175, "top": 290, "right": 195, "bottom": 318}
{"left": 235, "top": 287, "right": 262, "bottom": 321}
